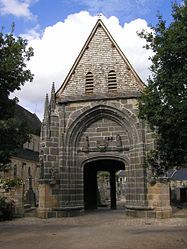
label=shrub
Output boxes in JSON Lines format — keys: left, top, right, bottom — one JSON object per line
{"left": 0, "top": 196, "right": 15, "bottom": 220}
{"left": 0, "top": 178, "right": 23, "bottom": 191}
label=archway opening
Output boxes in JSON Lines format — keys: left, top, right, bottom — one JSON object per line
{"left": 83, "top": 159, "right": 125, "bottom": 210}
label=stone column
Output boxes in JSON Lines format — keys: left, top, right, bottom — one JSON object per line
{"left": 110, "top": 170, "right": 116, "bottom": 210}
{"left": 37, "top": 180, "right": 59, "bottom": 218}
{"left": 147, "top": 178, "right": 172, "bottom": 218}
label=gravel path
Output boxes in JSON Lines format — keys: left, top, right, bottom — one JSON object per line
{"left": 0, "top": 210, "right": 187, "bottom": 249}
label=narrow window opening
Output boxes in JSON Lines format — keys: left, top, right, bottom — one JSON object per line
{"left": 85, "top": 72, "right": 94, "bottom": 94}
{"left": 108, "top": 70, "right": 117, "bottom": 91}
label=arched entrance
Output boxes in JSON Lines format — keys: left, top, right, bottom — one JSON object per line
{"left": 83, "top": 158, "right": 125, "bottom": 210}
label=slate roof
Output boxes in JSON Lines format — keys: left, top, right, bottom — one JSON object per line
{"left": 14, "top": 104, "right": 41, "bottom": 136}
{"left": 117, "top": 170, "right": 125, "bottom": 177}
{"left": 14, "top": 148, "right": 39, "bottom": 162}
{"left": 167, "top": 168, "right": 187, "bottom": 181}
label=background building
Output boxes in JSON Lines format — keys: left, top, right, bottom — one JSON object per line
{"left": 1, "top": 104, "right": 41, "bottom": 208}
{"left": 168, "top": 168, "right": 187, "bottom": 204}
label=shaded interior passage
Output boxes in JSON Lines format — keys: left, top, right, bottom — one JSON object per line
{"left": 84, "top": 159, "right": 124, "bottom": 210}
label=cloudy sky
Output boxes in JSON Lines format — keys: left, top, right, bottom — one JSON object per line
{"left": 0, "top": 0, "right": 183, "bottom": 119}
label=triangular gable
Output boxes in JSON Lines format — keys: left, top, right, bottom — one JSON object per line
{"left": 56, "top": 19, "right": 145, "bottom": 98}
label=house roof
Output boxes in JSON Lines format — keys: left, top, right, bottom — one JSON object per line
{"left": 56, "top": 19, "right": 145, "bottom": 97}
{"left": 14, "top": 105, "right": 41, "bottom": 136}
{"left": 168, "top": 168, "right": 187, "bottom": 181}
{"left": 13, "top": 148, "right": 39, "bottom": 162}
{"left": 117, "top": 170, "right": 125, "bottom": 177}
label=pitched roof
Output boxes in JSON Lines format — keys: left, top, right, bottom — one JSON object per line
{"left": 168, "top": 168, "right": 187, "bottom": 181}
{"left": 116, "top": 170, "right": 126, "bottom": 177}
{"left": 14, "top": 148, "right": 39, "bottom": 162}
{"left": 56, "top": 19, "right": 145, "bottom": 97}
{"left": 14, "top": 104, "right": 41, "bottom": 136}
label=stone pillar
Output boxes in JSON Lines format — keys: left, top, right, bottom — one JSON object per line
{"left": 147, "top": 178, "right": 172, "bottom": 218}
{"left": 110, "top": 170, "right": 116, "bottom": 210}
{"left": 37, "top": 180, "right": 59, "bottom": 218}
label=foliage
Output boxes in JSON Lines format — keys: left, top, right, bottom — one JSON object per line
{"left": 138, "top": 1, "right": 187, "bottom": 172}
{"left": 0, "top": 196, "right": 15, "bottom": 220}
{"left": 146, "top": 149, "right": 166, "bottom": 177}
{"left": 0, "top": 177, "right": 23, "bottom": 191}
{"left": 97, "top": 171, "right": 110, "bottom": 178}
{"left": 0, "top": 23, "right": 34, "bottom": 170}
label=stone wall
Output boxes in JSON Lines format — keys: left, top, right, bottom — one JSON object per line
{"left": 57, "top": 26, "right": 144, "bottom": 100}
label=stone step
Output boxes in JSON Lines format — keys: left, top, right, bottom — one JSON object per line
{"left": 24, "top": 210, "right": 37, "bottom": 217}
{"left": 24, "top": 204, "right": 32, "bottom": 209}
{"left": 24, "top": 207, "right": 37, "bottom": 217}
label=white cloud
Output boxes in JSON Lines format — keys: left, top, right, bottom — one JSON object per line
{"left": 0, "top": 0, "right": 36, "bottom": 19}
{"left": 12, "top": 11, "right": 153, "bottom": 120}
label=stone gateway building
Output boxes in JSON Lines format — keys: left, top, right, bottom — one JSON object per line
{"left": 38, "top": 19, "right": 171, "bottom": 218}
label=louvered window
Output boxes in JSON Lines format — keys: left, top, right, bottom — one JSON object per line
{"left": 85, "top": 72, "right": 94, "bottom": 94}
{"left": 108, "top": 70, "right": 117, "bottom": 91}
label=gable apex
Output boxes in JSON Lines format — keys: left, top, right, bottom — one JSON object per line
{"left": 56, "top": 19, "right": 145, "bottom": 98}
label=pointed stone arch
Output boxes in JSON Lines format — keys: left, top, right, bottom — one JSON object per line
{"left": 58, "top": 104, "right": 148, "bottom": 212}
{"left": 65, "top": 104, "right": 140, "bottom": 148}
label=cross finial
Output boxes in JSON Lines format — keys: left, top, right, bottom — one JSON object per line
{"left": 97, "top": 13, "right": 102, "bottom": 19}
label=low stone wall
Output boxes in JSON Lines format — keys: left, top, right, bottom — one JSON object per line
{"left": 37, "top": 181, "right": 84, "bottom": 218}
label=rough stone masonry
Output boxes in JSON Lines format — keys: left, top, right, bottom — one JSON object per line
{"left": 37, "top": 19, "right": 172, "bottom": 218}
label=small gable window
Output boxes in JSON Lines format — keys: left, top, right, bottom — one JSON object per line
{"left": 108, "top": 70, "right": 117, "bottom": 91}
{"left": 85, "top": 72, "right": 94, "bottom": 94}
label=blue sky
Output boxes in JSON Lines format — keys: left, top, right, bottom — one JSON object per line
{"left": 0, "top": 0, "right": 183, "bottom": 119}
{"left": 0, "top": 0, "right": 183, "bottom": 35}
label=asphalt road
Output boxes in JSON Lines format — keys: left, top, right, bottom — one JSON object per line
{"left": 0, "top": 210, "right": 187, "bottom": 249}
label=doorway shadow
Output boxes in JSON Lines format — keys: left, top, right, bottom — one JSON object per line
{"left": 84, "top": 159, "right": 125, "bottom": 211}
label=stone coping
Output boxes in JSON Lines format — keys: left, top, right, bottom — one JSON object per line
{"left": 126, "top": 205, "right": 154, "bottom": 211}
{"left": 57, "top": 92, "right": 140, "bottom": 104}
{"left": 52, "top": 206, "right": 84, "bottom": 211}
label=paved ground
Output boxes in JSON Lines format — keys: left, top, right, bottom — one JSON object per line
{"left": 0, "top": 209, "right": 187, "bottom": 249}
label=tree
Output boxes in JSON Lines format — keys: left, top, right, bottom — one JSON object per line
{"left": 138, "top": 1, "right": 187, "bottom": 173}
{"left": 0, "top": 24, "right": 34, "bottom": 171}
